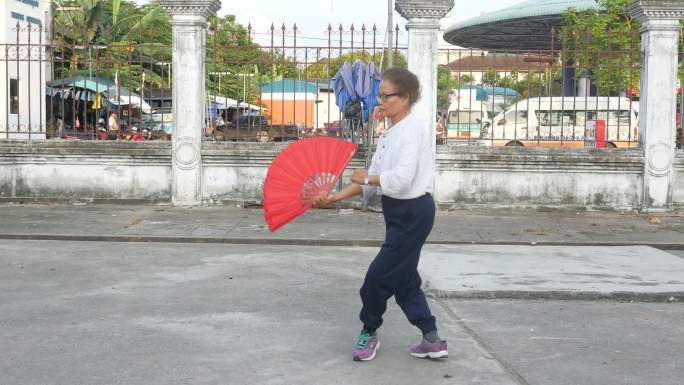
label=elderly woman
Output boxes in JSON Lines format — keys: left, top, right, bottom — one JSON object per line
{"left": 314, "top": 67, "right": 446, "bottom": 362}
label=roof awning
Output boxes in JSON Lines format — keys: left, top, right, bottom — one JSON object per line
{"left": 47, "top": 76, "right": 151, "bottom": 113}
{"left": 443, "top": 0, "right": 601, "bottom": 50}
{"left": 209, "top": 95, "right": 262, "bottom": 111}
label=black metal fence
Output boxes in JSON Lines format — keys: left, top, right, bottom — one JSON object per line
{"left": 205, "top": 22, "right": 405, "bottom": 146}
{"left": 2, "top": 20, "right": 683, "bottom": 149}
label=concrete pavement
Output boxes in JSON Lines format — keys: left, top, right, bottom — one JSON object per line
{"left": 421, "top": 245, "right": 684, "bottom": 301}
{"left": 1, "top": 203, "right": 684, "bottom": 384}
{"left": 1, "top": 240, "right": 683, "bottom": 385}
{"left": 2, "top": 202, "right": 684, "bottom": 301}
{"left": 0, "top": 241, "right": 518, "bottom": 385}
{"left": 1, "top": 202, "right": 684, "bottom": 248}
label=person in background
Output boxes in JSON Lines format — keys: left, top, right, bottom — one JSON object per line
{"left": 372, "top": 106, "right": 386, "bottom": 137}
{"left": 108, "top": 112, "right": 119, "bottom": 131}
{"left": 436, "top": 111, "right": 447, "bottom": 145}
{"left": 108, "top": 112, "right": 120, "bottom": 140}
{"left": 314, "top": 67, "right": 447, "bottom": 362}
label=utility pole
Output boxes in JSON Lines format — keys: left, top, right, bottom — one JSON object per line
{"left": 43, "top": 0, "right": 53, "bottom": 82}
{"left": 388, "top": 0, "right": 393, "bottom": 68}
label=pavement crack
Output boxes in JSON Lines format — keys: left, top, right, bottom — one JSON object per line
{"left": 437, "top": 299, "right": 531, "bottom": 385}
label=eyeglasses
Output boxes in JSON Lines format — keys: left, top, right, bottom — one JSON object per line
{"left": 376, "top": 92, "right": 403, "bottom": 103}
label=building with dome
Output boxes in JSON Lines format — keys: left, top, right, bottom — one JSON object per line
{"left": 443, "top": 0, "right": 601, "bottom": 50}
{"left": 443, "top": 0, "right": 605, "bottom": 97}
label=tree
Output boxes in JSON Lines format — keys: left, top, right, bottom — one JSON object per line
{"left": 480, "top": 68, "right": 500, "bottom": 87}
{"left": 205, "top": 15, "right": 263, "bottom": 101}
{"left": 437, "top": 65, "right": 465, "bottom": 110}
{"left": 303, "top": 50, "right": 407, "bottom": 82}
{"left": 498, "top": 70, "right": 519, "bottom": 91}
{"left": 52, "top": 0, "right": 172, "bottom": 90}
{"left": 562, "top": 0, "right": 684, "bottom": 95}
{"left": 459, "top": 74, "right": 475, "bottom": 85}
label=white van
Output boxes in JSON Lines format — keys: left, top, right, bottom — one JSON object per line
{"left": 480, "top": 97, "right": 639, "bottom": 147}
{"left": 445, "top": 100, "right": 489, "bottom": 142}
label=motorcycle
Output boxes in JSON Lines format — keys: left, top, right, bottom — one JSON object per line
{"left": 121, "top": 126, "right": 145, "bottom": 142}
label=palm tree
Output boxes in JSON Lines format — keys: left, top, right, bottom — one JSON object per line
{"left": 52, "top": 0, "right": 171, "bottom": 90}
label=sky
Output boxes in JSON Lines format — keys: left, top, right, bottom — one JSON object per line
{"left": 221, "top": 0, "right": 519, "bottom": 46}
{"left": 139, "top": 0, "right": 522, "bottom": 47}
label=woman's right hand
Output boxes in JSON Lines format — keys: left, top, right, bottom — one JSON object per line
{"left": 313, "top": 191, "right": 335, "bottom": 208}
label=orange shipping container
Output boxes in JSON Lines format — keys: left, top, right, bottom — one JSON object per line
{"left": 260, "top": 99, "right": 314, "bottom": 128}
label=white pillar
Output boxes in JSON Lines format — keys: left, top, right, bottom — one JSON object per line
{"left": 628, "top": 0, "right": 684, "bottom": 211}
{"left": 577, "top": 72, "right": 591, "bottom": 97}
{"left": 159, "top": 0, "right": 221, "bottom": 206}
{"left": 395, "top": 1, "right": 454, "bottom": 144}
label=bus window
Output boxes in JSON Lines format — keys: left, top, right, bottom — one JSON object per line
{"left": 536, "top": 111, "right": 575, "bottom": 127}
{"left": 499, "top": 110, "right": 527, "bottom": 125}
{"left": 586, "top": 111, "right": 632, "bottom": 126}
{"left": 576, "top": 111, "right": 587, "bottom": 126}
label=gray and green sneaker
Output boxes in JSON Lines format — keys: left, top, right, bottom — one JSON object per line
{"left": 353, "top": 330, "right": 379, "bottom": 361}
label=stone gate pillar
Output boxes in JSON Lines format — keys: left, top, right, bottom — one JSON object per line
{"left": 395, "top": 0, "right": 454, "bottom": 145}
{"left": 158, "top": 0, "right": 221, "bottom": 206}
{"left": 628, "top": 0, "right": 684, "bottom": 211}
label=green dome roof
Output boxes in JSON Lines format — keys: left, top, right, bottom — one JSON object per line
{"left": 444, "top": 0, "right": 602, "bottom": 50}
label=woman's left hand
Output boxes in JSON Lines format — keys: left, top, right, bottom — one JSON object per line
{"left": 351, "top": 169, "right": 369, "bottom": 185}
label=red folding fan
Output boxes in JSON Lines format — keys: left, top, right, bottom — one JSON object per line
{"left": 263, "top": 136, "right": 358, "bottom": 232}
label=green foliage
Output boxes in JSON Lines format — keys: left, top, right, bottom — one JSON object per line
{"left": 480, "top": 68, "right": 500, "bottom": 87}
{"left": 562, "top": 0, "right": 641, "bottom": 95}
{"left": 52, "top": 0, "right": 172, "bottom": 91}
{"left": 563, "top": 0, "right": 684, "bottom": 94}
{"left": 437, "top": 65, "right": 453, "bottom": 109}
{"left": 205, "top": 15, "right": 261, "bottom": 100}
{"left": 437, "top": 65, "right": 474, "bottom": 109}
{"left": 303, "top": 50, "right": 407, "bottom": 82}
{"left": 459, "top": 74, "right": 475, "bottom": 85}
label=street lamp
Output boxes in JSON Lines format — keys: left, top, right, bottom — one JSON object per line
{"left": 212, "top": 72, "right": 254, "bottom": 106}
{"left": 74, "top": 45, "right": 106, "bottom": 78}
{"left": 209, "top": 71, "right": 231, "bottom": 99}
{"left": 155, "top": 62, "right": 172, "bottom": 88}
{"left": 234, "top": 72, "right": 255, "bottom": 105}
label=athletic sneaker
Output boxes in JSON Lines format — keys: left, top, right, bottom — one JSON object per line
{"left": 353, "top": 330, "right": 380, "bottom": 361}
{"left": 409, "top": 340, "right": 448, "bottom": 359}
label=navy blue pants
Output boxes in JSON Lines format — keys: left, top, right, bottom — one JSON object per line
{"left": 359, "top": 193, "right": 437, "bottom": 335}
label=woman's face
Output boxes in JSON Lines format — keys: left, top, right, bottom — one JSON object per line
{"left": 377, "top": 80, "right": 410, "bottom": 119}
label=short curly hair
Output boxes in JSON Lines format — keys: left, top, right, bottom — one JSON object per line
{"left": 381, "top": 67, "right": 421, "bottom": 107}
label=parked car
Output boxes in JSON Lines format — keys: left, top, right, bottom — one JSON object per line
{"left": 212, "top": 115, "right": 299, "bottom": 142}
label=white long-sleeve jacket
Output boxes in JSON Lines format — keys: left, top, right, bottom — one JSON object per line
{"left": 362, "top": 113, "right": 434, "bottom": 200}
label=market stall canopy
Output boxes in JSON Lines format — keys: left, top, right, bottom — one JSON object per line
{"left": 209, "top": 95, "right": 262, "bottom": 111}
{"left": 443, "top": 0, "right": 601, "bottom": 51}
{"left": 47, "top": 75, "right": 152, "bottom": 113}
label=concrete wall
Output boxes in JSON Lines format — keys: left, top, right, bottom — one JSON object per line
{"left": 1, "top": 140, "right": 683, "bottom": 209}
{"left": 201, "top": 142, "right": 367, "bottom": 205}
{"left": 435, "top": 147, "right": 645, "bottom": 210}
{"left": 0, "top": 141, "right": 171, "bottom": 202}
{"left": 674, "top": 154, "right": 684, "bottom": 206}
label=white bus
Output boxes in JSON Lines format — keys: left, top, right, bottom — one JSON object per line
{"left": 479, "top": 97, "right": 639, "bottom": 148}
